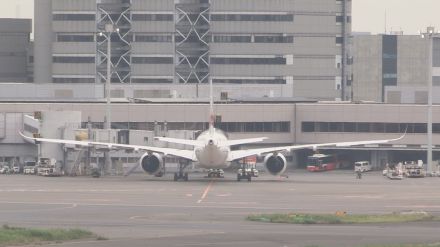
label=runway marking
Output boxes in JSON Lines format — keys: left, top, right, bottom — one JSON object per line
{"left": 216, "top": 193, "right": 231, "bottom": 197}
{"left": 186, "top": 194, "right": 193, "bottom": 197}
{"left": 386, "top": 205, "right": 440, "bottom": 209}
{"left": 197, "top": 180, "right": 214, "bottom": 204}
{"left": 0, "top": 200, "right": 298, "bottom": 211}
{"left": 0, "top": 202, "right": 77, "bottom": 213}
{"left": 344, "top": 195, "right": 384, "bottom": 199}
{"left": 129, "top": 216, "right": 144, "bottom": 220}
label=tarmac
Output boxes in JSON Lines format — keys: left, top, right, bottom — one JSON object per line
{"left": 1, "top": 170, "right": 440, "bottom": 247}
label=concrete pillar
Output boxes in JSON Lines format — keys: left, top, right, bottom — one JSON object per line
{"left": 34, "top": 0, "right": 52, "bottom": 83}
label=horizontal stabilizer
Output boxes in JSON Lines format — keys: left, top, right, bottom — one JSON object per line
{"left": 154, "top": 137, "right": 204, "bottom": 147}
{"left": 220, "top": 137, "right": 267, "bottom": 147}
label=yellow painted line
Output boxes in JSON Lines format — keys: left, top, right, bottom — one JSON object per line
{"left": 197, "top": 180, "right": 214, "bottom": 204}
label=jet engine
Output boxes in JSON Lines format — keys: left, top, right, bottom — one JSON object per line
{"left": 263, "top": 153, "right": 287, "bottom": 176}
{"left": 140, "top": 153, "right": 164, "bottom": 176}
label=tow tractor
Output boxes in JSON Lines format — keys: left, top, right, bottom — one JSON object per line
{"left": 237, "top": 166, "right": 252, "bottom": 181}
{"left": 385, "top": 162, "right": 404, "bottom": 180}
{"left": 237, "top": 156, "right": 259, "bottom": 181}
{"left": 23, "top": 160, "right": 37, "bottom": 175}
{"left": 237, "top": 164, "right": 259, "bottom": 181}
{"left": 37, "top": 158, "right": 63, "bottom": 177}
{"left": 403, "top": 160, "right": 425, "bottom": 178}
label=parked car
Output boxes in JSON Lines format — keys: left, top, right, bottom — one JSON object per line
{"left": 354, "top": 161, "right": 372, "bottom": 173}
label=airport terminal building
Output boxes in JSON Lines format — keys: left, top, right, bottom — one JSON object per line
{"left": 1, "top": 101, "right": 439, "bottom": 172}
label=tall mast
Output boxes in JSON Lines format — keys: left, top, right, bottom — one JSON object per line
{"left": 209, "top": 77, "right": 214, "bottom": 132}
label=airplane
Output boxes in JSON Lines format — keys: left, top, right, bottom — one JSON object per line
{"left": 20, "top": 80, "right": 405, "bottom": 182}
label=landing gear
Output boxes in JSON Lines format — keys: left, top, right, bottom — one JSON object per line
{"left": 207, "top": 169, "right": 224, "bottom": 178}
{"left": 174, "top": 172, "right": 189, "bottom": 181}
{"left": 174, "top": 159, "right": 190, "bottom": 181}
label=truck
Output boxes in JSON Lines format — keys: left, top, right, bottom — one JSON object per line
{"left": 403, "top": 161, "right": 425, "bottom": 178}
{"left": 23, "top": 160, "right": 37, "bottom": 175}
{"left": 37, "top": 158, "right": 63, "bottom": 177}
{"left": 237, "top": 156, "right": 259, "bottom": 181}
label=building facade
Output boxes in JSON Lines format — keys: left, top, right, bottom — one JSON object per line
{"left": 0, "top": 18, "right": 32, "bottom": 82}
{"left": 352, "top": 30, "right": 440, "bottom": 103}
{"left": 34, "top": 0, "right": 352, "bottom": 101}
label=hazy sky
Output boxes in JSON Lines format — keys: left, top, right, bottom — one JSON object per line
{"left": 0, "top": 0, "right": 439, "bottom": 35}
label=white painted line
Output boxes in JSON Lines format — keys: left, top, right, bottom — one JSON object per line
{"left": 197, "top": 180, "right": 214, "bottom": 204}
{"left": 0, "top": 200, "right": 298, "bottom": 211}
{"left": 385, "top": 205, "right": 440, "bottom": 208}
{"left": 216, "top": 193, "right": 231, "bottom": 197}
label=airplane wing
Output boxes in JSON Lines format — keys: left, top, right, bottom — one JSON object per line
{"left": 227, "top": 134, "right": 405, "bottom": 162}
{"left": 20, "top": 132, "right": 197, "bottom": 161}
{"left": 154, "top": 137, "right": 204, "bottom": 147}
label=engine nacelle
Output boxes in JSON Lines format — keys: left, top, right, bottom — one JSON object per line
{"left": 263, "top": 153, "right": 287, "bottom": 176}
{"left": 140, "top": 153, "right": 164, "bottom": 176}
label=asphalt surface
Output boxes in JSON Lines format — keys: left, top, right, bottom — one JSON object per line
{"left": 1, "top": 170, "right": 440, "bottom": 247}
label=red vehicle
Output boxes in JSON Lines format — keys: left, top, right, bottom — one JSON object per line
{"left": 306, "top": 154, "right": 347, "bottom": 172}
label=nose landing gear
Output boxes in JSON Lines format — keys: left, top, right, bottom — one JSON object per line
{"left": 207, "top": 169, "right": 224, "bottom": 178}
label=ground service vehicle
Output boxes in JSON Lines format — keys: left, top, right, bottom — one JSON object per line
{"left": 0, "top": 166, "right": 10, "bottom": 174}
{"left": 23, "top": 160, "right": 37, "bottom": 175}
{"left": 403, "top": 161, "right": 425, "bottom": 178}
{"left": 307, "top": 154, "right": 349, "bottom": 172}
{"left": 12, "top": 166, "right": 20, "bottom": 174}
{"left": 354, "top": 161, "right": 372, "bottom": 172}
{"left": 37, "top": 158, "right": 62, "bottom": 176}
{"left": 386, "top": 163, "right": 404, "bottom": 180}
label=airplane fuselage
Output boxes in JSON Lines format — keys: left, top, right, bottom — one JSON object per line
{"left": 194, "top": 128, "right": 230, "bottom": 169}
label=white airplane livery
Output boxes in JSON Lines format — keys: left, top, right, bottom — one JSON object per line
{"left": 20, "top": 80, "right": 405, "bottom": 181}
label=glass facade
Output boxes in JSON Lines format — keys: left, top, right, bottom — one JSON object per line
{"left": 302, "top": 121, "right": 434, "bottom": 134}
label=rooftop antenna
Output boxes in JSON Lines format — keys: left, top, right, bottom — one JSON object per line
{"left": 384, "top": 10, "right": 387, "bottom": 34}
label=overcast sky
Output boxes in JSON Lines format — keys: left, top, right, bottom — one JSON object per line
{"left": 0, "top": 0, "right": 439, "bottom": 35}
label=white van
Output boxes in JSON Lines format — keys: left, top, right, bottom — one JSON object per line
{"left": 354, "top": 161, "right": 372, "bottom": 172}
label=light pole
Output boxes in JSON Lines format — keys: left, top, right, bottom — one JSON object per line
{"left": 99, "top": 23, "right": 119, "bottom": 174}
{"left": 422, "top": 27, "right": 436, "bottom": 174}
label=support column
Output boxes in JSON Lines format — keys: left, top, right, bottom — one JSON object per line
{"left": 34, "top": 0, "right": 53, "bottom": 83}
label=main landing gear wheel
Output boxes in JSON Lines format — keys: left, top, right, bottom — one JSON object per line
{"left": 174, "top": 172, "right": 189, "bottom": 181}
{"left": 174, "top": 159, "right": 190, "bottom": 181}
